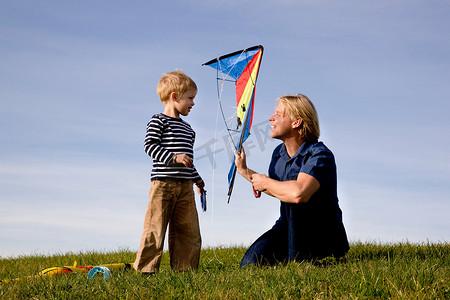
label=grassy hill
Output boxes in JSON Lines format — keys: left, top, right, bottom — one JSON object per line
{"left": 1, "top": 242, "right": 448, "bottom": 299}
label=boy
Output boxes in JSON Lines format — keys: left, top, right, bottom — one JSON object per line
{"left": 134, "top": 70, "right": 205, "bottom": 274}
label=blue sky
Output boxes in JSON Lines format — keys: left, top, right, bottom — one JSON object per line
{"left": 1, "top": 0, "right": 449, "bottom": 258}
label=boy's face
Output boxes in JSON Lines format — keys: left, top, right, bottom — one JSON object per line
{"left": 175, "top": 89, "right": 196, "bottom": 116}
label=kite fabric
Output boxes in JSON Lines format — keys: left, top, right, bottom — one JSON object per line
{"left": 203, "top": 45, "right": 264, "bottom": 202}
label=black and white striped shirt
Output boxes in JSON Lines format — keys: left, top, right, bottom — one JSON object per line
{"left": 145, "top": 113, "right": 201, "bottom": 182}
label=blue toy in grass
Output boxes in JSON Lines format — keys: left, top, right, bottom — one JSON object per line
{"left": 88, "top": 266, "right": 112, "bottom": 280}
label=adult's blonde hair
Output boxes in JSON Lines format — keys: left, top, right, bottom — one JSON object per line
{"left": 278, "top": 94, "right": 320, "bottom": 142}
{"left": 156, "top": 70, "right": 197, "bottom": 102}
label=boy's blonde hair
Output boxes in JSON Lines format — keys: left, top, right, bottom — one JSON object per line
{"left": 156, "top": 70, "right": 197, "bottom": 102}
{"left": 278, "top": 94, "right": 320, "bottom": 142}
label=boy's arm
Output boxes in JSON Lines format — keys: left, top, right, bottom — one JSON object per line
{"left": 194, "top": 177, "right": 205, "bottom": 196}
{"left": 191, "top": 129, "right": 204, "bottom": 194}
{"left": 144, "top": 117, "right": 175, "bottom": 165}
{"left": 192, "top": 167, "right": 204, "bottom": 187}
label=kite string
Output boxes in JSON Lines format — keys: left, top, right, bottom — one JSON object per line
{"left": 208, "top": 94, "right": 224, "bottom": 265}
{"left": 216, "top": 49, "right": 251, "bottom": 151}
{"left": 222, "top": 49, "right": 257, "bottom": 154}
{"left": 208, "top": 49, "right": 255, "bottom": 263}
{"left": 217, "top": 66, "right": 238, "bottom": 152}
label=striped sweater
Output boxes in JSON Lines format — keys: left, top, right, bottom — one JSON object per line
{"left": 144, "top": 113, "right": 201, "bottom": 182}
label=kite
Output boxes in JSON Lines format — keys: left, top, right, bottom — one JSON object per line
{"left": 0, "top": 262, "right": 132, "bottom": 284}
{"left": 203, "top": 45, "right": 264, "bottom": 202}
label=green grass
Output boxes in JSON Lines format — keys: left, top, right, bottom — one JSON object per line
{"left": 0, "top": 242, "right": 448, "bottom": 299}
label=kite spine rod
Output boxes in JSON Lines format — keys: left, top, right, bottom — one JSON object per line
{"left": 217, "top": 78, "right": 235, "bottom": 83}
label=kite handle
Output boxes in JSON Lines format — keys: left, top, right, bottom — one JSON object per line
{"left": 253, "top": 186, "right": 261, "bottom": 198}
{"left": 200, "top": 189, "right": 207, "bottom": 212}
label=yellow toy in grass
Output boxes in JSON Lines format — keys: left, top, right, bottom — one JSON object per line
{"left": 0, "top": 262, "right": 132, "bottom": 284}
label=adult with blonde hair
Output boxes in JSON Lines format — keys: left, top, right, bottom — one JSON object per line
{"left": 235, "top": 94, "right": 349, "bottom": 266}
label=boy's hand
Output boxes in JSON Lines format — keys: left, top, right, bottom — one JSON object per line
{"left": 174, "top": 153, "right": 193, "bottom": 168}
{"left": 195, "top": 179, "right": 205, "bottom": 195}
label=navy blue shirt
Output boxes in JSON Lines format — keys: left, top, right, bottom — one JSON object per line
{"left": 268, "top": 141, "right": 349, "bottom": 260}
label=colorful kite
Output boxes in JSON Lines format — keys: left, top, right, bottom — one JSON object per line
{"left": 203, "top": 45, "right": 264, "bottom": 202}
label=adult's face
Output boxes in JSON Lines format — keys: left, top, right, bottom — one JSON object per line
{"left": 268, "top": 102, "right": 294, "bottom": 140}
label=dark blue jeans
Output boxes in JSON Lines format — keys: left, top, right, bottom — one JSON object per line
{"left": 240, "top": 204, "right": 349, "bottom": 267}
{"left": 240, "top": 221, "right": 290, "bottom": 267}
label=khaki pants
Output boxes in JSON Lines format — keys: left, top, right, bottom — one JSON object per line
{"left": 134, "top": 180, "right": 201, "bottom": 273}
